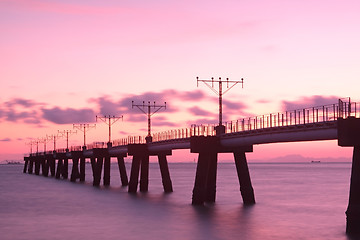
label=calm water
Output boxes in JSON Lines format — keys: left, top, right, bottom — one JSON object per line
{"left": 0, "top": 161, "right": 353, "bottom": 240}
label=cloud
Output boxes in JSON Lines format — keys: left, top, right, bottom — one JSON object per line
{"left": 188, "top": 106, "right": 214, "bottom": 117}
{"left": 125, "top": 114, "right": 147, "bottom": 123}
{"left": 95, "top": 96, "right": 124, "bottom": 116}
{"left": 223, "top": 99, "right": 247, "bottom": 111}
{"left": 0, "top": 138, "right": 11, "bottom": 142}
{"left": 0, "top": 89, "right": 243, "bottom": 128}
{"left": 186, "top": 118, "right": 218, "bottom": 126}
{"left": 42, "top": 107, "right": 95, "bottom": 124}
{"left": 178, "top": 90, "right": 206, "bottom": 101}
{"left": 4, "top": 98, "right": 42, "bottom": 108}
{"left": 152, "top": 121, "right": 178, "bottom": 127}
{"left": 282, "top": 95, "right": 341, "bottom": 111}
{"left": 0, "top": 98, "right": 42, "bottom": 123}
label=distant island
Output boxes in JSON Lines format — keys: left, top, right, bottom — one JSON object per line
{"left": 1, "top": 160, "right": 22, "bottom": 165}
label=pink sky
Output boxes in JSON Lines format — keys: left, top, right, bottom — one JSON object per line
{"left": 0, "top": 0, "right": 359, "bottom": 162}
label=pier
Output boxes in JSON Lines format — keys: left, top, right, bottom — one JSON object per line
{"left": 23, "top": 97, "right": 360, "bottom": 235}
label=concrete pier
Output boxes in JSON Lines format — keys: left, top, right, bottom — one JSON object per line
{"left": 63, "top": 158, "right": 68, "bottom": 179}
{"left": 234, "top": 150, "right": 255, "bottom": 205}
{"left": 23, "top": 158, "right": 29, "bottom": 173}
{"left": 28, "top": 158, "right": 34, "bottom": 174}
{"left": 338, "top": 117, "right": 360, "bottom": 235}
{"left": 117, "top": 156, "right": 128, "bottom": 186}
{"left": 192, "top": 151, "right": 211, "bottom": 205}
{"left": 191, "top": 136, "right": 254, "bottom": 205}
{"left": 41, "top": 158, "right": 49, "bottom": 177}
{"left": 55, "top": 159, "right": 63, "bottom": 179}
{"left": 70, "top": 157, "right": 80, "bottom": 182}
{"left": 34, "top": 157, "right": 41, "bottom": 175}
{"left": 158, "top": 154, "right": 173, "bottom": 193}
{"left": 140, "top": 155, "right": 149, "bottom": 192}
{"left": 91, "top": 157, "right": 103, "bottom": 186}
{"left": 205, "top": 152, "right": 218, "bottom": 202}
{"left": 103, "top": 156, "right": 111, "bottom": 186}
{"left": 128, "top": 155, "right": 141, "bottom": 193}
{"left": 79, "top": 157, "right": 85, "bottom": 182}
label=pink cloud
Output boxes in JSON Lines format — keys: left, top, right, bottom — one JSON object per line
{"left": 282, "top": 95, "right": 341, "bottom": 111}
{"left": 42, "top": 107, "right": 95, "bottom": 124}
{"left": 188, "top": 106, "right": 215, "bottom": 117}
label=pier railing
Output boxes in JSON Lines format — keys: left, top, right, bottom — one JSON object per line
{"left": 143, "top": 100, "right": 359, "bottom": 143}
{"left": 28, "top": 99, "right": 360, "bottom": 151}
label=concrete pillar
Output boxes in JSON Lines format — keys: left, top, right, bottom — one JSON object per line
{"left": 158, "top": 154, "right": 173, "bottom": 193}
{"left": 63, "top": 158, "right": 68, "bottom": 179}
{"left": 28, "top": 159, "right": 34, "bottom": 174}
{"left": 192, "top": 151, "right": 211, "bottom": 205}
{"left": 79, "top": 157, "right": 85, "bottom": 182}
{"left": 90, "top": 157, "right": 97, "bottom": 185}
{"left": 49, "top": 158, "right": 56, "bottom": 177}
{"left": 233, "top": 151, "right": 255, "bottom": 205}
{"left": 103, "top": 156, "right": 111, "bottom": 186}
{"left": 70, "top": 158, "right": 80, "bottom": 182}
{"left": 55, "top": 159, "right": 63, "bottom": 179}
{"left": 34, "top": 158, "right": 41, "bottom": 175}
{"left": 346, "top": 146, "right": 360, "bottom": 235}
{"left": 42, "top": 159, "right": 49, "bottom": 177}
{"left": 92, "top": 157, "right": 103, "bottom": 186}
{"left": 41, "top": 158, "right": 46, "bottom": 176}
{"left": 23, "top": 159, "right": 29, "bottom": 173}
{"left": 205, "top": 152, "right": 218, "bottom": 203}
{"left": 128, "top": 156, "right": 141, "bottom": 193}
{"left": 117, "top": 156, "right": 128, "bottom": 186}
{"left": 140, "top": 155, "right": 149, "bottom": 192}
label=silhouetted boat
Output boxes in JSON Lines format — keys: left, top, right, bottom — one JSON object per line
{"left": 311, "top": 160, "right": 321, "bottom": 163}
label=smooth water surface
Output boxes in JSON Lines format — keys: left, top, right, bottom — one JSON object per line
{"left": 0, "top": 162, "right": 353, "bottom": 240}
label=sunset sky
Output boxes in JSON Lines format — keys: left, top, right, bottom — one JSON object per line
{"left": 1, "top": 0, "right": 359, "bottom": 162}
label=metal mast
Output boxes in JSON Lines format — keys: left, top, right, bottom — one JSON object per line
{"left": 96, "top": 115, "right": 123, "bottom": 145}
{"left": 46, "top": 134, "right": 60, "bottom": 152}
{"left": 132, "top": 101, "right": 166, "bottom": 142}
{"left": 73, "top": 123, "right": 96, "bottom": 147}
{"left": 58, "top": 130, "right": 77, "bottom": 150}
{"left": 197, "top": 77, "right": 244, "bottom": 135}
{"left": 26, "top": 141, "right": 34, "bottom": 155}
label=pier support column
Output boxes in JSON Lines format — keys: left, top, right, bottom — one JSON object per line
{"left": 49, "top": 157, "right": 56, "bottom": 177}
{"left": 91, "top": 157, "right": 103, "bottom": 186}
{"left": 34, "top": 157, "right": 41, "bottom": 175}
{"left": 191, "top": 136, "right": 219, "bottom": 205}
{"left": 42, "top": 159, "right": 49, "bottom": 177}
{"left": 128, "top": 156, "right": 141, "bottom": 193}
{"left": 234, "top": 151, "right": 255, "bottom": 205}
{"left": 63, "top": 158, "right": 68, "bottom": 179}
{"left": 70, "top": 158, "right": 80, "bottom": 182}
{"left": 28, "top": 158, "right": 34, "bottom": 174}
{"left": 23, "top": 158, "right": 29, "bottom": 173}
{"left": 205, "top": 152, "right": 218, "bottom": 203}
{"left": 103, "top": 156, "right": 111, "bottom": 186}
{"left": 158, "top": 154, "right": 173, "bottom": 193}
{"left": 140, "top": 155, "right": 149, "bottom": 192}
{"left": 55, "top": 159, "right": 63, "bottom": 179}
{"left": 117, "top": 156, "right": 128, "bottom": 186}
{"left": 346, "top": 146, "right": 360, "bottom": 235}
{"left": 338, "top": 117, "right": 360, "bottom": 235}
{"left": 79, "top": 157, "right": 85, "bottom": 182}
{"left": 192, "top": 151, "right": 211, "bottom": 205}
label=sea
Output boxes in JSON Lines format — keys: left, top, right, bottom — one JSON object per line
{"left": 0, "top": 161, "right": 355, "bottom": 240}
